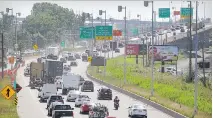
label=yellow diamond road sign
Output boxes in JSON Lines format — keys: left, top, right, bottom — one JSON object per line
{"left": 88, "top": 56, "right": 92, "bottom": 62}
{"left": 1, "top": 85, "right": 16, "bottom": 100}
{"left": 33, "top": 44, "right": 38, "bottom": 50}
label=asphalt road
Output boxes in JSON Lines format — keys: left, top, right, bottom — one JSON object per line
{"left": 17, "top": 48, "right": 172, "bottom": 118}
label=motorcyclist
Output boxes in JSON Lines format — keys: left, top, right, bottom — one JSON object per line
{"left": 114, "top": 96, "right": 120, "bottom": 106}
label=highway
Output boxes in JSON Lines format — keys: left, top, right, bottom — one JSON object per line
{"left": 16, "top": 48, "right": 172, "bottom": 118}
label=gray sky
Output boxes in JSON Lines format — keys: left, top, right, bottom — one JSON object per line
{"left": 0, "top": 1, "right": 212, "bottom": 22}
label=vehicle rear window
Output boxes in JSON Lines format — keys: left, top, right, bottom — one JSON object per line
{"left": 55, "top": 111, "right": 73, "bottom": 117}
{"left": 84, "top": 81, "right": 93, "bottom": 85}
{"left": 101, "top": 89, "right": 111, "bottom": 93}
{"left": 54, "top": 105, "right": 71, "bottom": 110}
{"left": 51, "top": 96, "right": 62, "bottom": 100}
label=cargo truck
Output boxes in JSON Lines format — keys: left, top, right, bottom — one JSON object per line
{"left": 44, "top": 59, "right": 63, "bottom": 83}
{"left": 62, "top": 73, "right": 81, "bottom": 95}
{"left": 30, "top": 62, "right": 44, "bottom": 89}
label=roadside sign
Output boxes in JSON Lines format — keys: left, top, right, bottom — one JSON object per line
{"left": 8, "top": 57, "right": 14, "bottom": 64}
{"left": 33, "top": 44, "right": 38, "bottom": 50}
{"left": 113, "top": 30, "right": 122, "bottom": 36}
{"left": 95, "top": 26, "right": 113, "bottom": 40}
{"left": 61, "top": 41, "right": 65, "bottom": 47}
{"left": 88, "top": 56, "right": 92, "bottom": 62}
{"left": 173, "top": 11, "right": 180, "bottom": 16}
{"left": 139, "top": 44, "right": 147, "bottom": 55}
{"left": 14, "top": 97, "right": 18, "bottom": 106}
{"left": 125, "top": 44, "right": 139, "bottom": 55}
{"left": 159, "top": 8, "right": 170, "bottom": 18}
{"left": 131, "top": 28, "right": 138, "bottom": 35}
{"left": 1, "top": 85, "right": 16, "bottom": 100}
{"left": 80, "top": 27, "right": 95, "bottom": 39}
{"left": 181, "top": 8, "right": 193, "bottom": 19}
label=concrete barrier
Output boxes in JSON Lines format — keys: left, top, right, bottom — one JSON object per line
{"left": 86, "top": 69, "right": 187, "bottom": 118}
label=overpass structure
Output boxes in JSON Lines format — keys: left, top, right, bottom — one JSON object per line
{"left": 164, "top": 25, "right": 212, "bottom": 51}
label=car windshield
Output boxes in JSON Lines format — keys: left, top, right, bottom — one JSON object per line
{"left": 51, "top": 96, "right": 62, "bottom": 100}
{"left": 54, "top": 105, "right": 71, "bottom": 110}
{"left": 133, "top": 105, "right": 144, "bottom": 109}
{"left": 55, "top": 111, "right": 73, "bottom": 117}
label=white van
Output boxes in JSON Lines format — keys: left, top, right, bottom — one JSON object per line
{"left": 62, "top": 73, "right": 80, "bottom": 95}
{"left": 38, "top": 84, "right": 57, "bottom": 102}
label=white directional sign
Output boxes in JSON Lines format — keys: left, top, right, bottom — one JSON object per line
{"left": 126, "top": 40, "right": 144, "bottom": 44}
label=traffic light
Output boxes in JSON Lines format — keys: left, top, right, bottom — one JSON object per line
{"left": 144, "top": 1, "right": 149, "bottom": 7}
{"left": 118, "top": 6, "right": 122, "bottom": 12}
{"left": 99, "top": 10, "right": 102, "bottom": 15}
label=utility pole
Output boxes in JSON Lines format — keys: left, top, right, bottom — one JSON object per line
{"left": 188, "top": 1, "right": 193, "bottom": 82}
{"left": 193, "top": 1, "right": 198, "bottom": 117}
{"left": 0, "top": 11, "right": 4, "bottom": 79}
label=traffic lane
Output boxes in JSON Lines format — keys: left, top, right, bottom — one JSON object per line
{"left": 71, "top": 52, "right": 172, "bottom": 118}
{"left": 17, "top": 59, "right": 49, "bottom": 118}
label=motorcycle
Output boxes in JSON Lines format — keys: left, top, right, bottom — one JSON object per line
{"left": 114, "top": 101, "right": 119, "bottom": 110}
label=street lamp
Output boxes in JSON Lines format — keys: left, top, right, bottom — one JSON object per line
{"left": 99, "top": 9, "right": 107, "bottom": 77}
{"left": 84, "top": 12, "right": 94, "bottom": 55}
{"left": 144, "top": 1, "right": 155, "bottom": 97}
{"left": 118, "top": 5, "right": 127, "bottom": 85}
{"left": 15, "top": 12, "right": 21, "bottom": 51}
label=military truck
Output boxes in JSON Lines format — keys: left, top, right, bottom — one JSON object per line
{"left": 30, "top": 62, "right": 44, "bottom": 89}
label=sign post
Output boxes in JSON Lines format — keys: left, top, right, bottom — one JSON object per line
{"left": 95, "top": 26, "right": 113, "bottom": 40}
{"left": 159, "top": 8, "right": 170, "bottom": 18}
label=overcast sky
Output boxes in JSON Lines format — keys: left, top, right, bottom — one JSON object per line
{"left": 0, "top": 1, "right": 212, "bottom": 22}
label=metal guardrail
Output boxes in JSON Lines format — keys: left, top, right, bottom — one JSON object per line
{"left": 86, "top": 68, "right": 187, "bottom": 118}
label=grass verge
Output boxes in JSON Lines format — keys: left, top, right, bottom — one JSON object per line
{"left": 88, "top": 55, "right": 212, "bottom": 118}
{"left": 0, "top": 77, "right": 19, "bottom": 118}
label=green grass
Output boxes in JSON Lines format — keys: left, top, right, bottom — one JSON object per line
{"left": 88, "top": 55, "right": 212, "bottom": 118}
{"left": 0, "top": 77, "right": 19, "bottom": 118}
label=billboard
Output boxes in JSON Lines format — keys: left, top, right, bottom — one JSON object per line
{"left": 138, "top": 44, "right": 147, "bottom": 55}
{"left": 91, "top": 56, "right": 107, "bottom": 66}
{"left": 113, "top": 30, "right": 122, "bottom": 36}
{"left": 148, "top": 45, "right": 178, "bottom": 61}
{"left": 125, "top": 44, "right": 139, "bottom": 55}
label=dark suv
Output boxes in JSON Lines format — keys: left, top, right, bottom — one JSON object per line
{"left": 97, "top": 88, "right": 112, "bottom": 100}
{"left": 81, "top": 81, "right": 94, "bottom": 92}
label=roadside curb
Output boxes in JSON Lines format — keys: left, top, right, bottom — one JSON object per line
{"left": 86, "top": 68, "right": 188, "bottom": 118}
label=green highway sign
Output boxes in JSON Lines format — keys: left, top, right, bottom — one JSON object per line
{"left": 95, "top": 26, "right": 113, "bottom": 40}
{"left": 131, "top": 28, "right": 138, "bottom": 35}
{"left": 181, "top": 8, "right": 193, "bottom": 19}
{"left": 159, "top": 8, "right": 170, "bottom": 18}
{"left": 61, "top": 41, "right": 65, "bottom": 47}
{"left": 80, "top": 27, "right": 95, "bottom": 39}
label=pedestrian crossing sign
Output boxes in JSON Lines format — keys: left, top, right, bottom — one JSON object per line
{"left": 1, "top": 85, "right": 16, "bottom": 100}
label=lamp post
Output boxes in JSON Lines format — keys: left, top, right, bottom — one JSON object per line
{"left": 85, "top": 13, "right": 94, "bottom": 56}
{"left": 15, "top": 12, "right": 21, "bottom": 53}
{"left": 99, "top": 10, "right": 107, "bottom": 77}
{"left": 118, "top": 5, "right": 127, "bottom": 84}
{"left": 144, "top": 1, "right": 155, "bottom": 97}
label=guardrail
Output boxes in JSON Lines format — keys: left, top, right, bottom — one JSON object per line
{"left": 86, "top": 68, "right": 187, "bottom": 118}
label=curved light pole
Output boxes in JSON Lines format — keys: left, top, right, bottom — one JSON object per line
{"left": 15, "top": 12, "right": 21, "bottom": 51}
{"left": 85, "top": 12, "right": 94, "bottom": 55}
{"left": 99, "top": 10, "right": 107, "bottom": 77}
{"left": 118, "top": 5, "right": 127, "bottom": 85}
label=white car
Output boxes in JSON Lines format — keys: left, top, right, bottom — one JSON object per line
{"left": 128, "top": 104, "right": 147, "bottom": 118}
{"left": 67, "top": 90, "right": 80, "bottom": 102}
{"left": 74, "top": 95, "right": 90, "bottom": 107}
{"left": 55, "top": 79, "right": 62, "bottom": 89}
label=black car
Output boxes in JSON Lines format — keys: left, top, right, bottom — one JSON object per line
{"left": 97, "top": 88, "right": 112, "bottom": 100}
{"left": 180, "top": 28, "right": 185, "bottom": 32}
{"left": 52, "top": 110, "right": 74, "bottom": 118}
{"left": 82, "top": 54, "right": 88, "bottom": 62}
{"left": 81, "top": 81, "right": 94, "bottom": 92}
{"left": 70, "top": 61, "right": 78, "bottom": 66}
{"left": 74, "top": 53, "right": 81, "bottom": 59}
{"left": 115, "top": 48, "right": 120, "bottom": 53}
{"left": 60, "top": 58, "right": 67, "bottom": 63}
{"left": 48, "top": 103, "right": 73, "bottom": 116}
{"left": 68, "top": 55, "right": 76, "bottom": 61}
{"left": 47, "top": 95, "right": 64, "bottom": 109}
